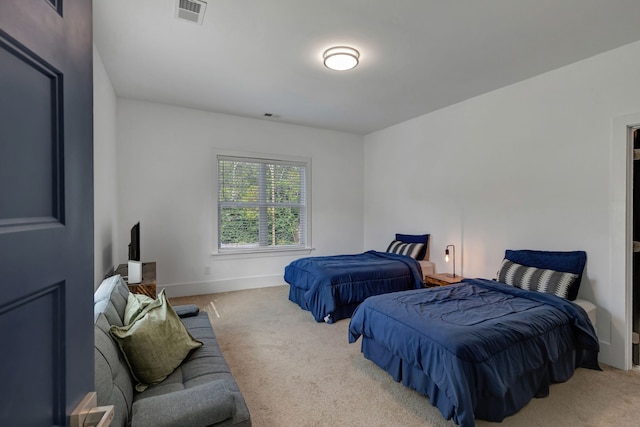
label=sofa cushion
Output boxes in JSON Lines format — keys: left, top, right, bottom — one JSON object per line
{"left": 94, "top": 313, "right": 134, "bottom": 427}
{"left": 131, "top": 380, "right": 236, "bottom": 427}
{"left": 94, "top": 275, "right": 129, "bottom": 326}
{"left": 109, "top": 290, "right": 203, "bottom": 391}
{"left": 137, "top": 313, "right": 233, "bottom": 396}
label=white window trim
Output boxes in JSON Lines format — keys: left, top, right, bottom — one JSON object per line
{"left": 212, "top": 148, "right": 312, "bottom": 256}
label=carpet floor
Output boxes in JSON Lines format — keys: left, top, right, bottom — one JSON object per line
{"left": 170, "top": 285, "right": 640, "bottom": 427}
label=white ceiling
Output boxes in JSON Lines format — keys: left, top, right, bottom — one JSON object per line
{"left": 93, "top": 0, "right": 640, "bottom": 135}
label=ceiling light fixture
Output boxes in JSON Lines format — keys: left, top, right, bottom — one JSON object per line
{"left": 323, "top": 46, "right": 360, "bottom": 71}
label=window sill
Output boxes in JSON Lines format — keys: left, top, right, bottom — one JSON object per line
{"left": 211, "top": 247, "right": 315, "bottom": 260}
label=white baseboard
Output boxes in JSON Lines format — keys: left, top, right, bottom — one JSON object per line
{"left": 160, "top": 274, "right": 286, "bottom": 298}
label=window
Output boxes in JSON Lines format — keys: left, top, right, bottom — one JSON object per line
{"left": 216, "top": 154, "right": 309, "bottom": 252}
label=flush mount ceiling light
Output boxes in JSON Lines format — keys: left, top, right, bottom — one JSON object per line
{"left": 323, "top": 46, "right": 360, "bottom": 71}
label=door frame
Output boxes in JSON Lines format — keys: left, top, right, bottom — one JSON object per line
{"left": 611, "top": 113, "right": 640, "bottom": 370}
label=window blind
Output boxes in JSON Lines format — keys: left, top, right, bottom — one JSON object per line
{"left": 217, "top": 155, "right": 308, "bottom": 251}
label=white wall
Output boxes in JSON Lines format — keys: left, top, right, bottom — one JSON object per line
{"left": 116, "top": 99, "right": 364, "bottom": 296}
{"left": 93, "top": 45, "right": 118, "bottom": 288}
{"left": 364, "top": 40, "right": 640, "bottom": 369}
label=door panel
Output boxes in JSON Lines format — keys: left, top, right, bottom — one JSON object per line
{"left": 0, "top": 30, "right": 64, "bottom": 229}
{"left": 0, "top": 283, "right": 65, "bottom": 426}
{"left": 0, "top": 1, "right": 93, "bottom": 426}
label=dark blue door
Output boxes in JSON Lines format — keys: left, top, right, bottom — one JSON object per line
{"left": 0, "top": 1, "right": 94, "bottom": 426}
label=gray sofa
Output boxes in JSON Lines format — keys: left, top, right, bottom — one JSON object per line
{"left": 94, "top": 275, "right": 251, "bottom": 427}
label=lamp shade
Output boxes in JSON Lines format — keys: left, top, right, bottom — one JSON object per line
{"left": 323, "top": 46, "right": 359, "bottom": 71}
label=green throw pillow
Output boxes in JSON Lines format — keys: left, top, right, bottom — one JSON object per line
{"left": 124, "top": 293, "right": 155, "bottom": 325}
{"left": 110, "top": 290, "right": 202, "bottom": 391}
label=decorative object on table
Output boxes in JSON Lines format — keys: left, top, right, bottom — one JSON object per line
{"left": 127, "top": 260, "right": 143, "bottom": 284}
{"left": 115, "top": 262, "right": 157, "bottom": 298}
{"left": 444, "top": 244, "right": 459, "bottom": 278}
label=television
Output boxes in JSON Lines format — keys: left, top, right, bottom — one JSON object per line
{"left": 128, "top": 222, "right": 140, "bottom": 261}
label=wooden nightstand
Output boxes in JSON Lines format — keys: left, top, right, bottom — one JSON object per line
{"left": 424, "top": 273, "right": 464, "bottom": 287}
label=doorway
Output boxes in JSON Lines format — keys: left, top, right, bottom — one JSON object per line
{"left": 610, "top": 114, "right": 640, "bottom": 370}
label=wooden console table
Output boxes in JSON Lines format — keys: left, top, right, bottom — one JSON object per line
{"left": 115, "top": 262, "right": 157, "bottom": 298}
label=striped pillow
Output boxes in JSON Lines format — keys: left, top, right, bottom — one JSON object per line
{"left": 386, "top": 240, "right": 424, "bottom": 260}
{"left": 496, "top": 259, "right": 578, "bottom": 299}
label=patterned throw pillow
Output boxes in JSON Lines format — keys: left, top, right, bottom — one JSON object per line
{"left": 496, "top": 259, "right": 578, "bottom": 299}
{"left": 503, "top": 249, "right": 586, "bottom": 301}
{"left": 386, "top": 240, "right": 425, "bottom": 260}
{"left": 395, "top": 233, "right": 429, "bottom": 260}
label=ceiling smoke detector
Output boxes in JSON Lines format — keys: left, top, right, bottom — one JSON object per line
{"left": 175, "top": 0, "right": 207, "bottom": 25}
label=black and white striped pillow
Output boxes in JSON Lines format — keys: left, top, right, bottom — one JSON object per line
{"left": 386, "top": 240, "right": 424, "bottom": 260}
{"left": 496, "top": 259, "right": 578, "bottom": 299}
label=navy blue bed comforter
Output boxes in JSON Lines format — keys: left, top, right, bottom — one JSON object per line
{"left": 348, "top": 278, "right": 600, "bottom": 426}
{"left": 285, "top": 250, "right": 423, "bottom": 323}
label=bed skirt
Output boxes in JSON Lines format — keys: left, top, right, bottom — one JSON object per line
{"left": 288, "top": 285, "right": 362, "bottom": 323}
{"left": 288, "top": 284, "right": 308, "bottom": 310}
{"left": 361, "top": 336, "right": 576, "bottom": 424}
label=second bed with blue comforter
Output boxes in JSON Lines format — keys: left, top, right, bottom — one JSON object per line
{"left": 285, "top": 250, "right": 424, "bottom": 323}
{"left": 348, "top": 278, "right": 600, "bottom": 427}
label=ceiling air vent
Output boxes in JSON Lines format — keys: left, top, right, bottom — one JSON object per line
{"left": 175, "top": 0, "right": 207, "bottom": 25}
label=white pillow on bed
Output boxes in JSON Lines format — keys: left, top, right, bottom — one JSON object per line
{"left": 496, "top": 259, "right": 578, "bottom": 299}
{"left": 386, "top": 240, "right": 424, "bottom": 260}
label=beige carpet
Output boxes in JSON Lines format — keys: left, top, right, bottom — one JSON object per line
{"left": 171, "top": 286, "right": 640, "bottom": 427}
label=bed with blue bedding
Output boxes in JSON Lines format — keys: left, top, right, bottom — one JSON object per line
{"left": 285, "top": 250, "right": 424, "bottom": 323}
{"left": 348, "top": 250, "right": 600, "bottom": 427}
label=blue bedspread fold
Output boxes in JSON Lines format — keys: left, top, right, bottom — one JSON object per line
{"left": 285, "top": 250, "right": 423, "bottom": 322}
{"left": 348, "top": 278, "right": 600, "bottom": 426}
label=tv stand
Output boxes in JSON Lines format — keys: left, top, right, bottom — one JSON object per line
{"left": 115, "top": 262, "right": 156, "bottom": 298}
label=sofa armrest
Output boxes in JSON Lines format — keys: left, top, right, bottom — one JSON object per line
{"left": 131, "top": 380, "right": 235, "bottom": 427}
{"left": 173, "top": 304, "right": 200, "bottom": 318}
